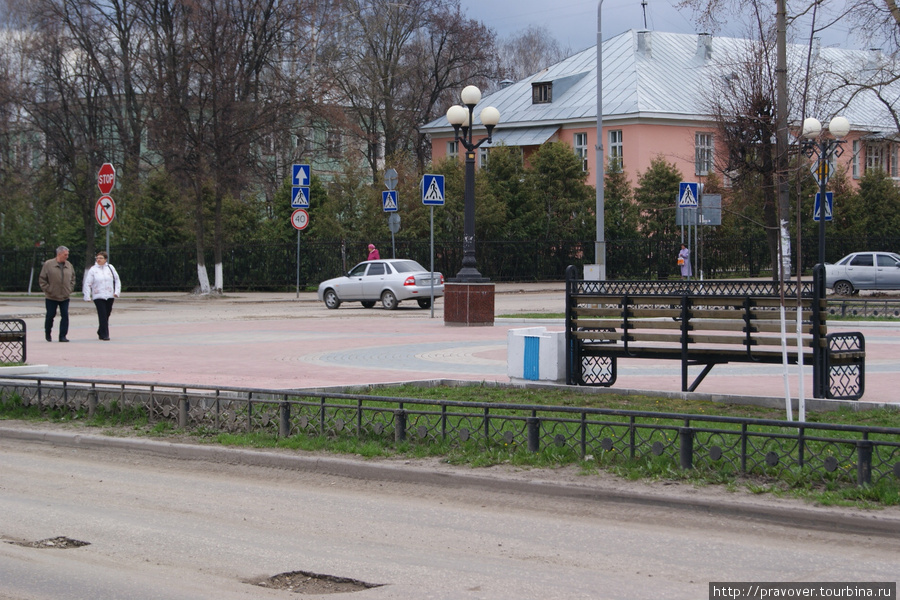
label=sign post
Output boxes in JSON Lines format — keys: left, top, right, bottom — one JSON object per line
{"left": 97, "top": 163, "right": 116, "bottom": 257}
{"left": 291, "top": 207, "right": 310, "bottom": 298}
{"left": 422, "top": 174, "right": 445, "bottom": 318}
{"left": 290, "top": 164, "right": 311, "bottom": 298}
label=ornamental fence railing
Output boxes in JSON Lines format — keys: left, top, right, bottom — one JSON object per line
{"left": 1, "top": 376, "right": 898, "bottom": 489}
{"left": 3, "top": 236, "right": 899, "bottom": 292}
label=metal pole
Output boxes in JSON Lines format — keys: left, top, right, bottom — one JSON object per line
{"left": 429, "top": 204, "right": 434, "bottom": 319}
{"left": 106, "top": 225, "right": 110, "bottom": 261}
{"left": 594, "top": 1, "right": 606, "bottom": 280}
{"left": 817, "top": 147, "right": 827, "bottom": 266}
{"left": 296, "top": 229, "right": 300, "bottom": 298}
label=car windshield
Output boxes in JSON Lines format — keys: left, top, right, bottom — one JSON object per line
{"left": 390, "top": 260, "right": 426, "bottom": 273}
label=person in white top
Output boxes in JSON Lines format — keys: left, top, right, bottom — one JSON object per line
{"left": 83, "top": 251, "right": 121, "bottom": 341}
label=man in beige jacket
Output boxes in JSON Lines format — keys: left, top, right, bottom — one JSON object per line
{"left": 38, "top": 246, "right": 76, "bottom": 342}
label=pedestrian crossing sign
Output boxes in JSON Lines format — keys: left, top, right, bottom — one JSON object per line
{"left": 382, "top": 190, "right": 398, "bottom": 212}
{"left": 678, "top": 182, "right": 699, "bottom": 208}
{"left": 422, "top": 174, "right": 445, "bottom": 206}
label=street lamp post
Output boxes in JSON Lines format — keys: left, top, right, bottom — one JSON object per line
{"left": 800, "top": 115, "right": 849, "bottom": 400}
{"left": 800, "top": 115, "right": 850, "bottom": 267}
{"left": 446, "top": 85, "right": 500, "bottom": 282}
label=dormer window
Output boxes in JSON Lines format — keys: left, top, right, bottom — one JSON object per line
{"left": 532, "top": 82, "right": 552, "bottom": 104}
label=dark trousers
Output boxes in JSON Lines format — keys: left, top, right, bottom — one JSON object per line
{"left": 44, "top": 299, "right": 70, "bottom": 339}
{"left": 93, "top": 297, "right": 115, "bottom": 339}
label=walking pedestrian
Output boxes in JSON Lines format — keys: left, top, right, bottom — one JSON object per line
{"left": 38, "top": 245, "right": 76, "bottom": 342}
{"left": 83, "top": 251, "right": 121, "bottom": 341}
{"left": 367, "top": 244, "right": 380, "bottom": 261}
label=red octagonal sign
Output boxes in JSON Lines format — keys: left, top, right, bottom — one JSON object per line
{"left": 98, "top": 163, "right": 116, "bottom": 195}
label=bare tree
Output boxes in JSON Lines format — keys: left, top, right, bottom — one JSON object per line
{"left": 497, "top": 24, "right": 570, "bottom": 83}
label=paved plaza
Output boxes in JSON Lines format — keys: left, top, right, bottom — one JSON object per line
{"left": 1, "top": 284, "right": 898, "bottom": 405}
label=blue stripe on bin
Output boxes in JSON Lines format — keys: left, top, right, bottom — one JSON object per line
{"left": 524, "top": 336, "right": 540, "bottom": 380}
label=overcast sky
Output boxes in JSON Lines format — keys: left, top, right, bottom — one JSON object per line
{"left": 459, "top": 0, "right": 861, "bottom": 54}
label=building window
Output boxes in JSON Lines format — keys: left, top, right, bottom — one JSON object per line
{"left": 866, "top": 142, "right": 887, "bottom": 173}
{"left": 573, "top": 132, "right": 588, "bottom": 171}
{"left": 892, "top": 144, "right": 898, "bottom": 179}
{"left": 608, "top": 130, "right": 623, "bottom": 172}
{"left": 478, "top": 146, "right": 489, "bottom": 168}
{"left": 326, "top": 130, "right": 342, "bottom": 158}
{"left": 447, "top": 140, "right": 458, "bottom": 160}
{"left": 297, "top": 128, "right": 314, "bottom": 153}
{"left": 261, "top": 134, "right": 276, "bottom": 156}
{"left": 695, "top": 133, "right": 714, "bottom": 176}
{"left": 532, "top": 82, "right": 552, "bottom": 104}
{"left": 852, "top": 140, "right": 860, "bottom": 179}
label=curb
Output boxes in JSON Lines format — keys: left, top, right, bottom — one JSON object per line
{"left": 3, "top": 425, "right": 899, "bottom": 538}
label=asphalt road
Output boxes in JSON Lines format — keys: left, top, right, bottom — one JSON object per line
{"left": 2, "top": 432, "right": 898, "bottom": 600}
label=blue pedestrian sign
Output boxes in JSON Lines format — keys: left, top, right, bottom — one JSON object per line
{"left": 292, "top": 164, "right": 310, "bottom": 186}
{"left": 814, "top": 192, "right": 833, "bottom": 222}
{"left": 291, "top": 186, "right": 309, "bottom": 208}
{"left": 422, "top": 174, "right": 445, "bottom": 206}
{"left": 382, "top": 190, "right": 398, "bottom": 212}
{"left": 678, "top": 182, "right": 699, "bottom": 208}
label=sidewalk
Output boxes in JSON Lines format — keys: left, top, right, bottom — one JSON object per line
{"left": 1, "top": 286, "right": 897, "bottom": 405}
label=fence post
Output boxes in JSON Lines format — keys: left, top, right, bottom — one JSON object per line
{"left": 395, "top": 409, "right": 407, "bottom": 442}
{"left": 857, "top": 440, "right": 873, "bottom": 486}
{"left": 679, "top": 427, "right": 694, "bottom": 470}
{"left": 87, "top": 385, "right": 98, "bottom": 417}
{"left": 178, "top": 394, "right": 189, "bottom": 429}
{"left": 279, "top": 401, "right": 291, "bottom": 438}
{"left": 526, "top": 417, "right": 541, "bottom": 453}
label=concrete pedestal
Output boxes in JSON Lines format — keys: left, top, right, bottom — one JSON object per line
{"left": 443, "top": 282, "right": 495, "bottom": 326}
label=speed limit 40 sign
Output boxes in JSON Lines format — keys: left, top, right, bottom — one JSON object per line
{"left": 291, "top": 208, "right": 309, "bottom": 230}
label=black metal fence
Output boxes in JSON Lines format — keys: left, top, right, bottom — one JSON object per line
{"left": 2, "top": 376, "right": 899, "bottom": 488}
{"left": 3, "top": 236, "right": 898, "bottom": 292}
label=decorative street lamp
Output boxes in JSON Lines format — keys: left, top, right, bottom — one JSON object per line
{"left": 800, "top": 115, "right": 851, "bottom": 267}
{"left": 446, "top": 85, "right": 500, "bottom": 282}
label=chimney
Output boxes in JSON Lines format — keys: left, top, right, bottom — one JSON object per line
{"left": 867, "top": 48, "right": 883, "bottom": 69}
{"left": 696, "top": 33, "right": 713, "bottom": 61}
{"left": 637, "top": 30, "right": 652, "bottom": 57}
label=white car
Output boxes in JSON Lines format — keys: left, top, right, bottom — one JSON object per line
{"left": 825, "top": 251, "right": 900, "bottom": 295}
{"left": 317, "top": 259, "right": 444, "bottom": 310}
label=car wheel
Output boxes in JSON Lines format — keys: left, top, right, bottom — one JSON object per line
{"left": 381, "top": 290, "right": 398, "bottom": 310}
{"left": 833, "top": 280, "right": 854, "bottom": 296}
{"left": 361, "top": 301, "right": 376, "bottom": 308}
{"left": 323, "top": 289, "right": 341, "bottom": 309}
{"left": 417, "top": 298, "right": 431, "bottom": 309}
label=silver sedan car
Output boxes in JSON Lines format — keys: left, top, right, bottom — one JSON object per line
{"left": 825, "top": 251, "right": 900, "bottom": 295}
{"left": 317, "top": 259, "right": 444, "bottom": 310}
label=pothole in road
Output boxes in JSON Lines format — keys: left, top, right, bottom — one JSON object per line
{"left": 246, "top": 570, "right": 384, "bottom": 595}
{"left": 9, "top": 536, "right": 90, "bottom": 549}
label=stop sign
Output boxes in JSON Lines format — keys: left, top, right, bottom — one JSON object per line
{"left": 98, "top": 163, "right": 116, "bottom": 195}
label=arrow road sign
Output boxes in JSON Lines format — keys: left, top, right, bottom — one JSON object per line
{"left": 292, "top": 164, "right": 310, "bottom": 186}
{"left": 95, "top": 195, "right": 116, "bottom": 226}
{"left": 422, "top": 174, "right": 445, "bottom": 206}
{"left": 814, "top": 192, "right": 833, "bottom": 222}
{"left": 291, "top": 186, "right": 310, "bottom": 208}
{"left": 382, "top": 190, "right": 398, "bottom": 212}
{"left": 291, "top": 208, "right": 309, "bottom": 230}
{"left": 678, "top": 182, "right": 699, "bottom": 208}
{"left": 98, "top": 163, "right": 116, "bottom": 195}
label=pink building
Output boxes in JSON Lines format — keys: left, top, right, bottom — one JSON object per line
{"left": 422, "top": 30, "right": 899, "bottom": 188}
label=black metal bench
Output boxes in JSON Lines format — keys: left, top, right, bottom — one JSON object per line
{"left": 565, "top": 265, "right": 865, "bottom": 400}
{"left": 0, "top": 318, "right": 27, "bottom": 365}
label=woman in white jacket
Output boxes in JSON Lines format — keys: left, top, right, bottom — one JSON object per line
{"left": 83, "top": 251, "right": 121, "bottom": 341}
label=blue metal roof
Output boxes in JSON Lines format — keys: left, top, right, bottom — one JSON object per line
{"left": 421, "top": 29, "right": 899, "bottom": 138}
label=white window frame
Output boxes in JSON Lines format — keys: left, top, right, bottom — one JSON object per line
{"left": 573, "top": 132, "right": 588, "bottom": 171}
{"left": 478, "top": 145, "right": 489, "bottom": 168}
{"left": 695, "top": 132, "right": 714, "bottom": 176}
{"left": 608, "top": 130, "right": 623, "bottom": 172}
{"left": 447, "top": 140, "right": 458, "bottom": 160}
{"left": 891, "top": 144, "right": 898, "bottom": 179}
{"left": 852, "top": 140, "right": 860, "bottom": 179}
{"left": 866, "top": 142, "right": 886, "bottom": 173}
